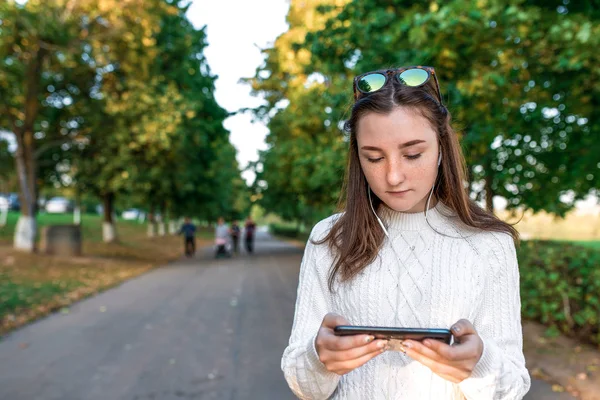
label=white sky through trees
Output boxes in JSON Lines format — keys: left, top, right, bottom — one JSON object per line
{"left": 186, "top": 0, "right": 289, "bottom": 185}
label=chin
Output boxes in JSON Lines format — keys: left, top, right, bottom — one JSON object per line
{"left": 382, "top": 193, "right": 427, "bottom": 213}
{"left": 382, "top": 199, "right": 416, "bottom": 213}
{"left": 387, "top": 204, "right": 418, "bottom": 213}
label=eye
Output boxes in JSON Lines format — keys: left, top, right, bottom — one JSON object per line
{"left": 405, "top": 154, "right": 422, "bottom": 160}
{"left": 367, "top": 157, "right": 383, "bottom": 163}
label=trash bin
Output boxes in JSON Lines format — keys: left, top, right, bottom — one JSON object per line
{"left": 40, "top": 225, "right": 82, "bottom": 256}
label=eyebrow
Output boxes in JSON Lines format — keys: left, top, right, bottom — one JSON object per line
{"left": 360, "top": 140, "right": 426, "bottom": 151}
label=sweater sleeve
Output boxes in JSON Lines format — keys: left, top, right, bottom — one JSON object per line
{"left": 458, "top": 233, "right": 531, "bottom": 399}
{"left": 281, "top": 223, "right": 341, "bottom": 399}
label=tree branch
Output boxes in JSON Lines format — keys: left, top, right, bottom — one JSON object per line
{"left": 33, "top": 139, "right": 68, "bottom": 160}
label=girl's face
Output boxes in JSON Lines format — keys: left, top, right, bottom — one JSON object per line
{"left": 357, "top": 106, "right": 441, "bottom": 213}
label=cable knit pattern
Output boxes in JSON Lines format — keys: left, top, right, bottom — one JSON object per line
{"left": 281, "top": 202, "right": 531, "bottom": 399}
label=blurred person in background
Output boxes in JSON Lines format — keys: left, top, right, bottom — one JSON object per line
{"left": 244, "top": 216, "right": 256, "bottom": 254}
{"left": 215, "top": 217, "right": 230, "bottom": 258}
{"left": 179, "top": 217, "right": 196, "bottom": 257}
{"left": 230, "top": 220, "right": 241, "bottom": 255}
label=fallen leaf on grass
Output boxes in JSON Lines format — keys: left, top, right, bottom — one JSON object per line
{"left": 530, "top": 368, "right": 550, "bottom": 380}
{"left": 551, "top": 384, "right": 565, "bottom": 392}
{"left": 536, "top": 336, "right": 548, "bottom": 345}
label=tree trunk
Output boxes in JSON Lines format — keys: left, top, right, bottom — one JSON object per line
{"left": 147, "top": 207, "right": 156, "bottom": 237}
{"left": 157, "top": 204, "right": 166, "bottom": 236}
{"left": 168, "top": 220, "right": 178, "bottom": 235}
{"left": 102, "top": 192, "right": 117, "bottom": 242}
{"left": 73, "top": 185, "right": 81, "bottom": 225}
{"left": 13, "top": 45, "right": 45, "bottom": 252}
{"left": 157, "top": 220, "right": 166, "bottom": 236}
{"left": 14, "top": 138, "right": 37, "bottom": 250}
{"left": 14, "top": 215, "right": 37, "bottom": 251}
{"left": 73, "top": 205, "right": 81, "bottom": 225}
{"left": 0, "top": 204, "right": 8, "bottom": 227}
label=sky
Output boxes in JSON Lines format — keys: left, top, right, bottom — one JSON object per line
{"left": 185, "top": 0, "right": 290, "bottom": 184}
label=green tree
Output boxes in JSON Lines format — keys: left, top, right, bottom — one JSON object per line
{"left": 250, "top": 0, "right": 599, "bottom": 222}
{"left": 247, "top": 0, "right": 350, "bottom": 226}
{"left": 151, "top": 3, "right": 248, "bottom": 223}
{"left": 0, "top": 0, "right": 166, "bottom": 248}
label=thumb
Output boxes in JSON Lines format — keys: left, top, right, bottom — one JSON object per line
{"left": 450, "top": 319, "right": 476, "bottom": 343}
{"left": 322, "top": 313, "right": 350, "bottom": 329}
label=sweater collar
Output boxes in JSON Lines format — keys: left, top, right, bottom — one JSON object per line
{"left": 377, "top": 201, "right": 455, "bottom": 232}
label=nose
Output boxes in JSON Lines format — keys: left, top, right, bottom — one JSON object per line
{"left": 386, "top": 157, "right": 406, "bottom": 187}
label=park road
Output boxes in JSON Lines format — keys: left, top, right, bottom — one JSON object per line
{"left": 0, "top": 230, "right": 573, "bottom": 400}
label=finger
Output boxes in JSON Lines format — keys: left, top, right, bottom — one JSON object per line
{"left": 405, "top": 346, "right": 462, "bottom": 378}
{"left": 326, "top": 339, "right": 388, "bottom": 362}
{"left": 322, "top": 313, "right": 350, "bottom": 329}
{"left": 450, "top": 319, "right": 476, "bottom": 342}
{"left": 321, "top": 329, "right": 376, "bottom": 351}
{"left": 328, "top": 344, "right": 387, "bottom": 374}
{"left": 403, "top": 340, "right": 444, "bottom": 363}
{"left": 422, "top": 339, "right": 471, "bottom": 362}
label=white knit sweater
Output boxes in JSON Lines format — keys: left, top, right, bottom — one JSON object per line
{"left": 282, "top": 202, "right": 531, "bottom": 399}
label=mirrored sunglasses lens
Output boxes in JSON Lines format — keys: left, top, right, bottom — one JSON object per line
{"left": 357, "top": 73, "right": 386, "bottom": 93}
{"left": 397, "top": 68, "right": 429, "bottom": 86}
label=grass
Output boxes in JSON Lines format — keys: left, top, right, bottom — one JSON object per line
{"left": 0, "top": 273, "right": 82, "bottom": 318}
{"left": 572, "top": 240, "right": 600, "bottom": 249}
{"left": 0, "top": 211, "right": 212, "bottom": 335}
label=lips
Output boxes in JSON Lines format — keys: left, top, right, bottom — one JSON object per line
{"left": 387, "top": 190, "right": 410, "bottom": 194}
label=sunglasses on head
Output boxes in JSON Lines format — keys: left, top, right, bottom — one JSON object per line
{"left": 353, "top": 66, "right": 443, "bottom": 105}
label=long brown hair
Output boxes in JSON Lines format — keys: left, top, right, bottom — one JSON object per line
{"left": 316, "top": 72, "right": 519, "bottom": 291}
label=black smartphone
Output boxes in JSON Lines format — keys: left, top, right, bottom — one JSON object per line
{"left": 334, "top": 325, "right": 452, "bottom": 345}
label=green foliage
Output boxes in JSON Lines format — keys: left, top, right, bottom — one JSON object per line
{"left": 574, "top": 241, "right": 600, "bottom": 250}
{"left": 269, "top": 223, "right": 300, "bottom": 238}
{"left": 518, "top": 240, "right": 600, "bottom": 345}
{"left": 0, "top": 0, "right": 248, "bottom": 241}
{"left": 250, "top": 0, "right": 599, "bottom": 222}
{"left": 269, "top": 222, "right": 310, "bottom": 242}
{"left": 247, "top": 0, "right": 351, "bottom": 226}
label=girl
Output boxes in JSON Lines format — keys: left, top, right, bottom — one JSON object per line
{"left": 282, "top": 66, "right": 530, "bottom": 399}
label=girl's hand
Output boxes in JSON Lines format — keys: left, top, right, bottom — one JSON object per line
{"left": 402, "top": 319, "right": 484, "bottom": 383}
{"left": 315, "top": 313, "right": 389, "bottom": 375}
